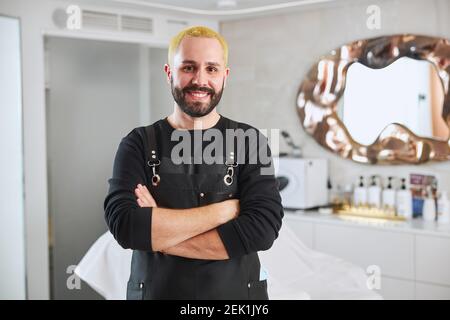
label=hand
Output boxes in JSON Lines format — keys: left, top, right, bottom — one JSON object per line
{"left": 216, "top": 199, "right": 240, "bottom": 223}
{"left": 134, "top": 184, "right": 157, "bottom": 208}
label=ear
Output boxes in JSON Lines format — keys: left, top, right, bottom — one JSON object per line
{"left": 223, "top": 67, "right": 230, "bottom": 88}
{"left": 164, "top": 64, "right": 172, "bottom": 84}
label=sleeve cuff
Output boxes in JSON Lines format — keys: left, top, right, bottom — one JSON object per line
{"left": 217, "top": 220, "right": 247, "bottom": 258}
{"left": 130, "top": 206, "right": 153, "bottom": 251}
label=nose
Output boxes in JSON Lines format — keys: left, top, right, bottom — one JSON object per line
{"left": 191, "top": 68, "right": 208, "bottom": 87}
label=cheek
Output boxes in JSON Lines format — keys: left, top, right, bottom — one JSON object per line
{"left": 173, "top": 73, "right": 191, "bottom": 88}
{"left": 210, "top": 78, "right": 224, "bottom": 91}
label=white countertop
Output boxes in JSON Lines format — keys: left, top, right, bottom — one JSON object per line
{"left": 284, "top": 209, "right": 450, "bottom": 238}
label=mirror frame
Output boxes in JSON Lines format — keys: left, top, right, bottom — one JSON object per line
{"left": 296, "top": 34, "right": 450, "bottom": 164}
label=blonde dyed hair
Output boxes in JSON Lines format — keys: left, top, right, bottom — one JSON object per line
{"left": 168, "top": 26, "right": 229, "bottom": 67}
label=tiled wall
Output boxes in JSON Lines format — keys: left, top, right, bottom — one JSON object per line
{"left": 219, "top": 0, "right": 450, "bottom": 192}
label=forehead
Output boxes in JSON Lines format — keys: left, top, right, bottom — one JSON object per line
{"left": 174, "top": 36, "right": 224, "bottom": 65}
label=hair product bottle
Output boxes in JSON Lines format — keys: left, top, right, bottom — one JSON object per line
{"left": 437, "top": 191, "right": 450, "bottom": 225}
{"left": 396, "top": 178, "right": 412, "bottom": 219}
{"left": 354, "top": 176, "right": 367, "bottom": 207}
{"left": 368, "top": 175, "right": 381, "bottom": 208}
{"left": 382, "top": 176, "right": 396, "bottom": 211}
{"left": 422, "top": 186, "right": 436, "bottom": 222}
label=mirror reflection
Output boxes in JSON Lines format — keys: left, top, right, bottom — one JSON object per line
{"left": 337, "top": 57, "right": 448, "bottom": 145}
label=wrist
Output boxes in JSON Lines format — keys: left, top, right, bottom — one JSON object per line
{"left": 211, "top": 202, "right": 229, "bottom": 225}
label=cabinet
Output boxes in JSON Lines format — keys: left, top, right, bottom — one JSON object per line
{"left": 416, "top": 235, "right": 450, "bottom": 286}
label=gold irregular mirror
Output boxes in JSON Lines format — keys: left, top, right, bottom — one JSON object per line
{"left": 297, "top": 34, "right": 450, "bottom": 164}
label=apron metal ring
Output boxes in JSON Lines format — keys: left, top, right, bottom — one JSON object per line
{"left": 151, "top": 174, "right": 161, "bottom": 186}
{"left": 149, "top": 160, "right": 161, "bottom": 186}
{"left": 224, "top": 175, "right": 233, "bottom": 186}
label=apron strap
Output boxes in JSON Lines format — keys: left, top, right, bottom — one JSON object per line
{"left": 225, "top": 120, "right": 239, "bottom": 165}
{"left": 145, "top": 123, "right": 161, "bottom": 186}
{"left": 224, "top": 120, "right": 240, "bottom": 186}
{"left": 145, "top": 124, "right": 159, "bottom": 164}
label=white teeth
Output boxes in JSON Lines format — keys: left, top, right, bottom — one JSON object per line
{"left": 189, "top": 92, "right": 208, "bottom": 97}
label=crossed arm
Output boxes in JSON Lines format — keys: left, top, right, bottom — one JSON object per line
{"left": 134, "top": 184, "right": 239, "bottom": 260}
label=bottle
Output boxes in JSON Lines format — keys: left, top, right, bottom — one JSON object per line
{"left": 437, "top": 191, "right": 450, "bottom": 225}
{"left": 382, "top": 176, "right": 396, "bottom": 210}
{"left": 327, "top": 178, "right": 332, "bottom": 205}
{"left": 343, "top": 184, "right": 353, "bottom": 208}
{"left": 368, "top": 175, "right": 381, "bottom": 208}
{"left": 330, "top": 183, "right": 344, "bottom": 212}
{"left": 396, "top": 178, "right": 412, "bottom": 219}
{"left": 354, "top": 176, "right": 367, "bottom": 207}
{"left": 422, "top": 186, "right": 436, "bottom": 222}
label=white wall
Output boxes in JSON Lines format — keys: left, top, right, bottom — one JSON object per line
{"left": 149, "top": 47, "right": 174, "bottom": 121}
{"left": 220, "top": 0, "right": 450, "bottom": 192}
{"left": 0, "top": 14, "right": 26, "bottom": 300}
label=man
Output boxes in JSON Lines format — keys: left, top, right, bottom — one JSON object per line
{"left": 104, "top": 26, "right": 283, "bottom": 300}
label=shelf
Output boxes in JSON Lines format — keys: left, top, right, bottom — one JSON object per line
{"left": 334, "top": 209, "right": 406, "bottom": 221}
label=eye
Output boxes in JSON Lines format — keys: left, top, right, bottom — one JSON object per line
{"left": 207, "top": 66, "right": 218, "bottom": 73}
{"left": 182, "top": 65, "right": 194, "bottom": 72}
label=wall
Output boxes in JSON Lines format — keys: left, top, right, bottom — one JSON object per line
{"left": 0, "top": 15, "right": 26, "bottom": 300}
{"left": 220, "top": 0, "right": 450, "bottom": 192}
{"left": 149, "top": 47, "right": 174, "bottom": 122}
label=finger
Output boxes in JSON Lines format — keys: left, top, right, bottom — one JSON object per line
{"left": 138, "top": 198, "right": 151, "bottom": 208}
{"left": 142, "top": 185, "right": 157, "bottom": 204}
{"left": 138, "top": 184, "right": 155, "bottom": 204}
{"left": 135, "top": 188, "right": 151, "bottom": 206}
{"left": 135, "top": 188, "right": 147, "bottom": 203}
{"left": 137, "top": 184, "right": 157, "bottom": 207}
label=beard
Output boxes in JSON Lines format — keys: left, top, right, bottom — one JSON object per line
{"left": 171, "top": 79, "right": 224, "bottom": 118}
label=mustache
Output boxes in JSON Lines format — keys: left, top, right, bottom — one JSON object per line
{"left": 183, "top": 85, "right": 215, "bottom": 95}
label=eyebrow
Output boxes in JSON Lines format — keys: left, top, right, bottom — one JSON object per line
{"left": 181, "top": 60, "right": 221, "bottom": 67}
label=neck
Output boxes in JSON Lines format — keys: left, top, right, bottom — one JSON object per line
{"left": 167, "top": 104, "right": 220, "bottom": 130}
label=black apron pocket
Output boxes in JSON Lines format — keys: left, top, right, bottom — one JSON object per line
{"left": 126, "top": 280, "right": 146, "bottom": 300}
{"left": 248, "top": 279, "right": 269, "bottom": 300}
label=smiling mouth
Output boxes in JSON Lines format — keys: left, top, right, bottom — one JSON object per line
{"left": 186, "top": 91, "right": 211, "bottom": 100}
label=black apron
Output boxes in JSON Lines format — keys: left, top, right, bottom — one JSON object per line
{"left": 126, "top": 120, "right": 268, "bottom": 300}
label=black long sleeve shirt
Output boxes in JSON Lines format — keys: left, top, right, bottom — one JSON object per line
{"left": 104, "top": 115, "right": 284, "bottom": 258}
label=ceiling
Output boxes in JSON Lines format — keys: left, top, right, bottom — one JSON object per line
{"left": 100, "top": 0, "right": 345, "bottom": 20}
{"left": 132, "top": 0, "right": 325, "bottom": 10}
